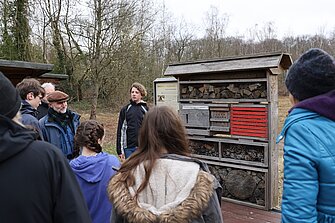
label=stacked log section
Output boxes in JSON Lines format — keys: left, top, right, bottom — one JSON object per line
{"left": 209, "top": 165, "right": 266, "bottom": 206}
{"left": 221, "top": 143, "right": 264, "bottom": 163}
{"left": 180, "top": 82, "right": 267, "bottom": 99}
{"left": 189, "top": 140, "right": 219, "bottom": 157}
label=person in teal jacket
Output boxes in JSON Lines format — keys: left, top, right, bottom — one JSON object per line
{"left": 277, "top": 48, "right": 335, "bottom": 222}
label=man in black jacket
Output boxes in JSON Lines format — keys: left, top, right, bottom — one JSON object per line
{"left": 116, "top": 82, "right": 149, "bottom": 159}
{"left": 0, "top": 72, "right": 92, "bottom": 223}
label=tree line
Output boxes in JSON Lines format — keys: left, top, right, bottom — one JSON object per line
{"left": 1, "top": 0, "right": 335, "bottom": 118}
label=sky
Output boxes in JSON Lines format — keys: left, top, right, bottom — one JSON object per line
{"left": 159, "top": 0, "right": 335, "bottom": 40}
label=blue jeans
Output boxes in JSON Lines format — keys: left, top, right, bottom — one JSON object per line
{"left": 124, "top": 147, "right": 137, "bottom": 159}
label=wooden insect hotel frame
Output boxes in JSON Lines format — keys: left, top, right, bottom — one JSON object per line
{"left": 164, "top": 53, "right": 292, "bottom": 210}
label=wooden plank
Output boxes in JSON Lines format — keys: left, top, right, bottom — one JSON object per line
{"left": 220, "top": 157, "right": 268, "bottom": 168}
{"left": 221, "top": 201, "right": 281, "bottom": 223}
{"left": 230, "top": 135, "right": 269, "bottom": 142}
{"left": 267, "top": 71, "right": 279, "bottom": 209}
{"left": 186, "top": 128, "right": 210, "bottom": 136}
{"left": 210, "top": 118, "right": 230, "bottom": 122}
{"left": 231, "top": 125, "right": 267, "bottom": 131}
{"left": 231, "top": 113, "right": 267, "bottom": 118}
{"left": 210, "top": 126, "right": 230, "bottom": 132}
{"left": 231, "top": 118, "right": 267, "bottom": 123}
{"left": 231, "top": 131, "right": 267, "bottom": 138}
{"left": 191, "top": 154, "right": 220, "bottom": 161}
{"left": 231, "top": 107, "right": 267, "bottom": 111}
{"left": 203, "top": 159, "right": 268, "bottom": 172}
{"left": 230, "top": 121, "right": 267, "bottom": 127}
{"left": 179, "top": 98, "right": 267, "bottom": 103}
{"left": 222, "top": 197, "right": 267, "bottom": 210}
{"left": 210, "top": 107, "right": 230, "bottom": 111}
{"left": 179, "top": 78, "right": 267, "bottom": 84}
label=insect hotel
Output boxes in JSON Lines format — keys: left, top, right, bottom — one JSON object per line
{"left": 163, "top": 53, "right": 292, "bottom": 210}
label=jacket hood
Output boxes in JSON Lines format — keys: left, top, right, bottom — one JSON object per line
{"left": 21, "top": 100, "right": 38, "bottom": 117}
{"left": 108, "top": 163, "right": 215, "bottom": 223}
{"left": 70, "top": 152, "right": 115, "bottom": 183}
{"left": 293, "top": 89, "right": 335, "bottom": 121}
{"left": 277, "top": 90, "right": 335, "bottom": 143}
{"left": 129, "top": 99, "right": 147, "bottom": 106}
{"left": 0, "top": 115, "right": 36, "bottom": 163}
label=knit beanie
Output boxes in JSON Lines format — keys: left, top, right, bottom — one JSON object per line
{"left": 285, "top": 48, "right": 335, "bottom": 101}
{"left": 0, "top": 72, "right": 22, "bottom": 119}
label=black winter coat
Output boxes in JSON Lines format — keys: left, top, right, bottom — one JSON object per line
{"left": 0, "top": 115, "right": 92, "bottom": 223}
{"left": 116, "top": 100, "right": 148, "bottom": 155}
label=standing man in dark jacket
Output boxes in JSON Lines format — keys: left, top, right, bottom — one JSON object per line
{"left": 39, "top": 90, "right": 80, "bottom": 160}
{"left": 116, "top": 82, "right": 149, "bottom": 159}
{"left": 0, "top": 72, "right": 92, "bottom": 223}
{"left": 16, "top": 78, "right": 45, "bottom": 139}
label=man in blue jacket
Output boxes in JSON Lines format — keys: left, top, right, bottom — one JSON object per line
{"left": 277, "top": 48, "right": 335, "bottom": 223}
{"left": 39, "top": 90, "right": 80, "bottom": 160}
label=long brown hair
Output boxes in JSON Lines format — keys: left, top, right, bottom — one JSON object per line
{"left": 73, "top": 120, "right": 104, "bottom": 158}
{"left": 118, "top": 106, "right": 190, "bottom": 196}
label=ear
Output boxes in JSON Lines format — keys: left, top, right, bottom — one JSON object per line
{"left": 26, "top": 92, "right": 34, "bottom": 100}
{"left": 98, "top": 137, "right": 104, "bottom": 145}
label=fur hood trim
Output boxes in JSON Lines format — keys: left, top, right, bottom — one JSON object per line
{"left": 108, "top": 170, "right": 214, "bottom": 223}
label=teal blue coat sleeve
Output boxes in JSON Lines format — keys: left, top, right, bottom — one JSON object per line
{"left": 282, "top": 123, "right": 319, "bottom": 223}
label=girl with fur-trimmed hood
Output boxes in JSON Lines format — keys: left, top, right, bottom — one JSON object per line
{"left": 108, "top": 106, "right": 223, "bottom": 223}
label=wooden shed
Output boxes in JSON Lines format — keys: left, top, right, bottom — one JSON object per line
{"left": 0, "top": 59, "right": 54, "bottom": 85}
{"left": 164, "top": 52, "right": 292, "bottom": 210}
{"left": 39, "top": 73, "right": 68, "bottom": 84}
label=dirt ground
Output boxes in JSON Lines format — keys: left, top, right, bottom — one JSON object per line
{"left": 74, "top": 95, "right": 291, "bottom": 209}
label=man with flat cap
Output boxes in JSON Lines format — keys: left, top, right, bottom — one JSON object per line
{"left": 39, "top": 90, "right": 80, "bottom": 160}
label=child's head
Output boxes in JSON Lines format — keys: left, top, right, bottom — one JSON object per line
{"left": 130, "top": 82, "right": 147, "bottom": 97}
{"left": 285, "top": 48, "right": 335, "bottom": 102}
{"left": 73, "top": 120, "right": 105, "bottom": 157}
{"left": 16, "top": 78, "right": 45, "bottom": 109}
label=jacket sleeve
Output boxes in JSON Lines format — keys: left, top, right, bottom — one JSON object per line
{"left": 281, "top": 123, "right": 319, "bottom": 223}
{"left": 202, "top": 185, "right": 223, "bottom": 222}
{"left": 52, "top": 151, "right": 92, "bottom": 223}
{"left": 39, "top": 118, "right": 49, "bottom": 142}
{"left": 116, "top": 107, "right": 126, "bottom": 155}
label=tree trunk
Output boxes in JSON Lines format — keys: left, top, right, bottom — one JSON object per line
{"left": 89, "top": 80, "right": 99, "bottom": 120}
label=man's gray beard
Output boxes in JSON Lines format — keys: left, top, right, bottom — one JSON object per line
{"left": 52, "top": 107, "right": 67, "bottom": 114}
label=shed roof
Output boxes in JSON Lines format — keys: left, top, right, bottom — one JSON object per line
{"left": 164, "top": 52, "right": 292, "bottom": 76}
{"left": 0, "top": 59, "right": 53, "bottom": 78}
{"left": 154, "top": 76, "right": 177, "bottom": 83}
{"left": 41, "top": 73, "right": 68, "bottom": 80}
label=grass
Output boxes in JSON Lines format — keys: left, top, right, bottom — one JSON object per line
{"left": 69, "top": 99, "right": 119, "bottom": 157}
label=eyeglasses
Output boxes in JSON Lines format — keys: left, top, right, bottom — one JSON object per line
{"left": 36, "top": 95, "right": 43, "bottom": 100}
